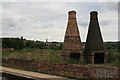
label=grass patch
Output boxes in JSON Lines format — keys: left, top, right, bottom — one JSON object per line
{"left": 2, "top": 48, "right": 120, "bottom": 67}
{"left": 2, "top": 48, "right": 64, "bottom": 63}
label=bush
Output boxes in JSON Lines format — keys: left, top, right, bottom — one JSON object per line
{"left": 108, "top": 49, "right": 120, "bottom": 67}
{"left": 2, "top": 38, "right": 25, "bottom": 50}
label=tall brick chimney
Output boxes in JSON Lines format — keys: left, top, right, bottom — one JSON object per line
{"left": 62, "top": 11, "right": 83, "bottom": 61}
{"left": 84, "top": 11, "right": 108, "bottom": 64}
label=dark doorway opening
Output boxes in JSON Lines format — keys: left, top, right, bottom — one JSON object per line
{"left": 94, "top": 53, "right": 104, "bottom": 64}
{"left": 70, "top": 53, "right": 80, "bottom": 60}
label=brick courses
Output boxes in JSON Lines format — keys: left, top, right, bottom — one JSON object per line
{"left": 2, "top": 58, "right": 119, "bottom": 79}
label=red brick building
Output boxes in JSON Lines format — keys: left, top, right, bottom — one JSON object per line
{"left": 62, "top": 11, "right": 83, "bottom": 61}
{"left": 84, "top": 11, "right": 108, "bottom": 64}
{"left": 62, "top": 11, "right": 108, "bottom": 64}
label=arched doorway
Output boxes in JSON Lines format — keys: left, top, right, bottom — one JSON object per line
{"left": 70, "top": 53, "right": 80, "bottom": 60}
{"left": 94, "top": 53, "right": 104, "bottom": 64}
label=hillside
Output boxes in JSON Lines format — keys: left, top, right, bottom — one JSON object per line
{"left": 2, "top": 48, "right": 63, "bottom": 63}
{"left": 1, "top": 37, "right": 120, "bottom": 67}
{"left": 2, "top": 48, "right": 120, "bottom": 68}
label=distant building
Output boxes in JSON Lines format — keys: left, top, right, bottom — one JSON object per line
{"left": 46, "top": 41, "right": 61, "bottom": 47}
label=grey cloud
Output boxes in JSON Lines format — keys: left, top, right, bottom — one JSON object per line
{"left": 77, "top": 18, "right": 89, "bottom": 27}
{"left": 100, "top": 20, "right": 111, "bottom": 26}
{"left": 2, "top": 2, "right": 66, "bottom": 26}
{"left": 98, "top": 3, "right": 117, "bottom": 13}
{"left": 42, "top": 24, "right": 54, "bottom": 28}
{"left": 32, "top": 14, "right": 65, "bottom": 23}
{"left": 78, "top": 21, "right": 88, "bottom": 27}
{"left": 2, "top": 18, "right": 17, "bottom": 27}
{"left": 2, "top": 2, "right": 118, "bottom": 42}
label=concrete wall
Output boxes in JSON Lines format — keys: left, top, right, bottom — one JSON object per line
{"left": 2, "top": 58, "right": 120, "bottom": 79}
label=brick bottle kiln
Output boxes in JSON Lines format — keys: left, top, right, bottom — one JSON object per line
{"left": 62, "top": 11, "right": 84, "bottom": 61}
{"left": 84, "top": 11, "right": 108, "bottom": 64}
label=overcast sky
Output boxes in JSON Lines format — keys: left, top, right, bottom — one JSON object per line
{"left": 1, "top": 2, "right": 118, "bottom": 42}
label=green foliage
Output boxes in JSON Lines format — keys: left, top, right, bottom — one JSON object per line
{"left": 2, "top": 48, "right": 64, "bottom": 63}
{"left": 107, "top": 49, "right": 120, "bottom": 67}
{"left": 26, "top": 41, "right": 48, "bottom": 49}
{"left": 2, "top": 47, "right": 120, "bottom": 67}
{"left": 50, "top": 46, "right": 62, "bottom": 50}
{"left": 104, "top": 42, "right": 119, "bottom": 49}
{"left": 2, "top": 38, "right": 25, "bottom": 49}
{"left": 2, "top": 39, "right": 120, "bottom": 68}
{"left": 2, "top": 38, "right": 62, "bottom": 50}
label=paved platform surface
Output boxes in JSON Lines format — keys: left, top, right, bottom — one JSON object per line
{"left": 1, "top": 66, "right": 75, "bottom": 80}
